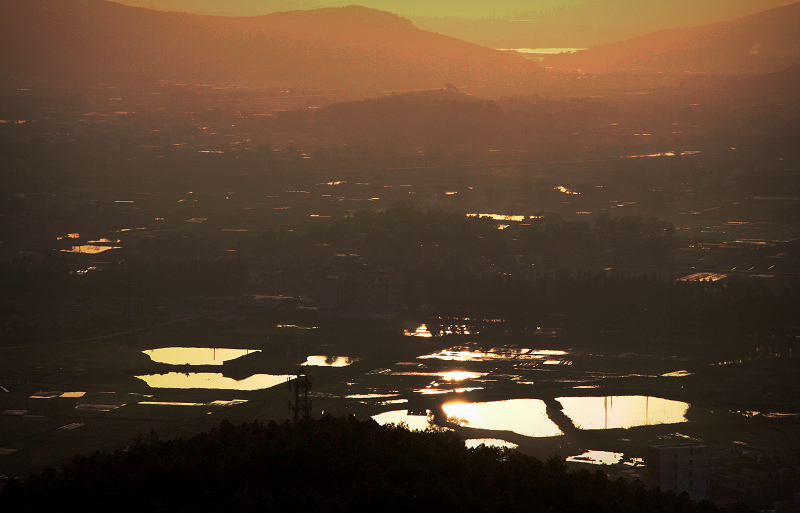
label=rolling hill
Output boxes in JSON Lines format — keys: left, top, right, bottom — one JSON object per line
{"left": 543, "top": 2, "right": 800, "bottom": 74}
{"left": 0, "top": 0, "right": 538, "bottom": 94}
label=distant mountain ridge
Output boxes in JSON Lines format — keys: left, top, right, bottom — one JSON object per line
{"left": 0, "top": 0, "right": 538, "bottom": 93}
{"left": 544, "top": 2, "right": 800, "bottom": 74}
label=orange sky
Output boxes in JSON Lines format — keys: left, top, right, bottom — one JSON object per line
{"left": 113, "top": 0, "right": 798, "bottom": 47}
{"left": 116, "top": 0, "right": 796, "bottom": 21}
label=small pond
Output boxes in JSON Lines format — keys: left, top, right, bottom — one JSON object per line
{"left": 418, "top": 347, "right": 568, "bottom": 362}
{"left": 143, "top": 347, "right": 260, "bottom": 366}
{"left": 372, "top": 410, "right": 434, "bottom": 431}
{"left": 302, "top": 355, "right": 356, "bottom": 367}
{"left": 465, "top": 439, "right": 519, "bottom": 450}
{"left": 443, "top": 399, "right": 563, "bottom": 438}
{"left": 557, "top": 396, "right": 689, "bottom": 430}
{"left": 135, "top": 372, "right": 293, "bottom": 391}
{"left": 566, "top": 450, "right": 624, "bottom": 465}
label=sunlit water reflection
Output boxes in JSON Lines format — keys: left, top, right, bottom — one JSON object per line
{"left": 135, "top": 372, "right": 292, "bottom": 390}
{"left": 465, "top": 438, "right": 519, "bottom": 450}
{"left": 557, "top": 396, "right": 689, "bottom": 430}
{"left": 372, "top": 410, "right": 434, "bottom": 431}
{"left": 390, "top": 371, "right": 486, "bottom": 381}
{"left": 419, "top": 347, "right": 568, "bottom": 362}
{"left": 443, "top": 399, "right": 563, "bottom": 437}
{"left": 415, "top": 386, "right": 483, "bottom": 395}
{"left": 404, "top": 324, "right": 433, "bottom": 337}
{"left": 567, "top": 450, "right": 624, "bottom": 465}
{"left": 61, "top": 245, "right": 121, "bottom": 254}
{"left": 143, "top": 347, "right": 260, "bottom": 366}
{"left": 302, "top": 355, "right": 356, "bottom": 367}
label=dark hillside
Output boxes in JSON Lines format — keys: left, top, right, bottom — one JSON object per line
{"left": 544, "top": 2, "right": 800, "bottom": 74}
{"left": 0, "top": 1, "right": 538, "bottom": 94}
{"left": 0, "top": 416, "right": 733, "bottom": 512}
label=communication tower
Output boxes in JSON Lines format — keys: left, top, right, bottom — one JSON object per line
{"left": 287, "top": 367, "right": 312, "bottom": 423}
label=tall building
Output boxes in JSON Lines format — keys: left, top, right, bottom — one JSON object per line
{"left": 648, "top": 443, "right": 709, "bottom": 502}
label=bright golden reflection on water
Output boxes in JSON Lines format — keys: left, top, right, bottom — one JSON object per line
{"left": 302, "top": 355, "right": 355, "bottom": 367}
{"left": 567, "top": 450, "right": 624, "bottom": 465}
{"left": 61, "top": 245, "right": 121, "bottom": 254}
{"left": 557, "top": 396, "right": 689, "bottom": 430}
{"left": 390, "top": 371, "right": 486, "bottom": 381}
{"left": 466, "top": 213, "right": 529, "bottom": 221}
{"left": 440, "top": 371, "right": 483, "bottom": 381}
{"left": 135, "top": 372, "right": 292, "bottom": 390}
{"left": 465, "top": 438, "right": 519, "bottom": 450}
{"left": 404, "top": 324, "right": 433, "bottom": 337}
{"left": 443, "top": 399, "right": 563, "bottom": 438}
{"left": 372, "top": 410, "right": 433, "bottom": 431}
{"left": 143, "top": 347, "right": 259, "bottom": 366}
{"left": 419, "top": 347, "right": 568, "bottom": 362}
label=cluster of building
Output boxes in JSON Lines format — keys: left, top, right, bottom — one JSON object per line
{"left": 645, "top": 443, "right": 800, "bottom": 511}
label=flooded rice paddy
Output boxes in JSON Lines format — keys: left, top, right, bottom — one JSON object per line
{"left": 302, "top": 355, "right": 357, "bottom": 367}
{"left": 347, "top": 337, "right": 702, "bottom": 449}
{"left": 371, "top": 396, "right": 689, "bottom": 438}
{"left": 135, "top": 372, "right": 293, "bottom": 391}
{"left": 442, "top": 399, "right": 563, "bottom": 437}
{"left": 556, "top": 396, "right": 689, "bottom": 430}
{"left": 138, "top": 347, "right": 357, "bottom": 389}
{"left": 465, "top": 438, "right": 520, "bottom": 450}
{"left": 566, "top": 450, "right": 624, "bottom": 465}
{"left": 143, "top": 347, "right": 260, "bottom": 366}
{"left": 120, "top": 328, "right": 792, "bottom": 469}
{"left": 419, "top": 347, "right": 568, "bottom": 362}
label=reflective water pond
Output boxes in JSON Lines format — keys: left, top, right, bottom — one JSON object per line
{"left": 372, "top": 410, "right": 434, "bottom": 431}
{"left": 391, "top": 371, "right": 487, "bottom": 381}
{"left": 660, "top": 370, "right": 693, "bottom": 377}
{"left": 443, "top": 399, "right": 563, "bottom": 438}
{"left": 466, "top": 213, "right": 529, "bottom": 222}
{"left": 557, "top": 396, "right": 689, "bottom": 430}
{"left": 465, "top": 438, "right": 519, "bottom": 450}
{"left": 415, "top": 386, "right": 483, "bottom": 395}
{"left": 567, "top": 450, "right": 624, "bottom": 465}
{"left": 61, "top": 245, "right": 121, "bottom": 254}
{"left": 137, "top": 399, "right": 248, "bottom": 407}
{"left": 135, "top": 372, "right": 293, "bottom": 390}
{"left": 418, "top": 347, "right": 568, "bottom": 362}
{"left": 143, "top": 347, "right": 260, "bottom": 366}
{"left": 302, "top": 355, "right": 356, "bottom": 367}
{"left": 404, "top": 324, "right": 433, "bottom": 337}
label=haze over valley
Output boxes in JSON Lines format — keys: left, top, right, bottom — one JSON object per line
{"left": 1, "top": 2, "right": 799, "bottom": 511}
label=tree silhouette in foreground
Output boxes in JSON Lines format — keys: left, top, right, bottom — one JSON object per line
{"left": 0, "top": 416, "right": 741, "bottom": 513}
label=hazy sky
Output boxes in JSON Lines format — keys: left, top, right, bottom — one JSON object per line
{"left": 113, "top": 0, "right": 798, "bottom": 47}
{"left": 117, "top": 0, "right": 796, "bottom": 20}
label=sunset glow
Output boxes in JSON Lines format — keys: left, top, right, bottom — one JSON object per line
{"left": 2, "top": 0, "right": 798, "bottom": 504}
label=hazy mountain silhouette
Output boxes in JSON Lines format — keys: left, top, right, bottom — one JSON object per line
{"left": 0, "top": 0, "right": 538, "bottom": 93}
{"left": 543, "top": 2, "right": 800, "bottom": 74}
{"left": 313, "top": 88, "right": 503, "bottom": 147}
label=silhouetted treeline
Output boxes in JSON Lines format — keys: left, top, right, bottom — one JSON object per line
{"left": 0, "top": 416, "right": 741, "bottom": 513}
{"left": 314, "top": 90, "right": 505, "bottom": 147}
{"left": 421, "top": 270, "right": 800, "bottom": 344}
{"left": 295, "top": 202, "right": 676, "bottom": 271}
{"left": 309, "top": 89, "right": 626, "bottom": 151}
{"left": 4, "top": 202, "right": 797, "bottom": 339}
{"left": 0, "top": 253, "right": 246, "bottom": 298}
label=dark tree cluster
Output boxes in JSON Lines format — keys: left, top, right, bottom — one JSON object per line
{"left": 300, "top": 203, "right": 676, "bottom": 272}
{"left": 423, "top": 270, "right": 800, "bottom": 340}
{"left": 0, "top": 254, "right": 246, "bottom": 298}
{"left": 0, "top": 416, "right": 736, "bottom": 513}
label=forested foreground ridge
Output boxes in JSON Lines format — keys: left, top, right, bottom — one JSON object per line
{"left": 0, "top": 416, "right": 746, "bottom": 512}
